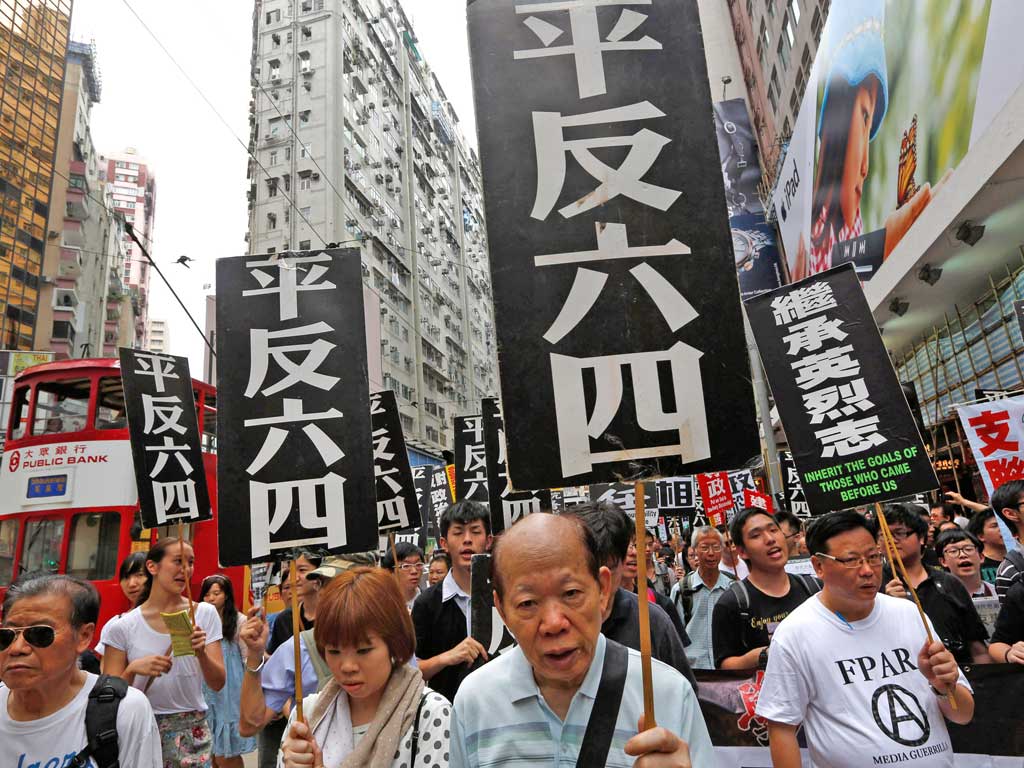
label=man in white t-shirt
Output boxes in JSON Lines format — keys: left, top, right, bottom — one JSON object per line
{"left": 756, "top": 511, "right": 974, "bottom": 768}
{"left": 0, "top": 573, "right": 161, "bottom": 767}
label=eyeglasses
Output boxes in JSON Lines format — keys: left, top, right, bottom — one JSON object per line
{"left": 0, "top": 625, "right": 57, "bottom": 651}
{"left": 942, "top": 545, "right": 978, "bottom": 558}
{"left": 696, "top": 544, "right": 723, "bottom": 553}
{"left": 783, "top": 530, "right": 804, "bottom": 540}
{"left": 815, "top": 551, "right": 884, "bottom": 569}
{"left": 887, "top": 529, "right": 914, "bottom": 541}
{"left": 396, "top": 563, "right": 424, "bottom": 572}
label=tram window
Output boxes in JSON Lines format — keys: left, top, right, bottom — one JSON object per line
{"left": 32, "top": 378, "right": 90, "bottom": 435}
{"left": 9, "top": 385, "right": 30, "bottom": 440}
{"left": 67, "top": 512, "right": 119, "bottom": 581}
{"left": 0, "top": 518, "right": 17, "bottom": 586}
{"left": 95, "top": 376, "right": 128, "bottom": 429}
{"left": 200, "top": 391, "right": 217, "bottom": 452}
{"left": 21, "top": 517, "right": 65, "bottom": 574}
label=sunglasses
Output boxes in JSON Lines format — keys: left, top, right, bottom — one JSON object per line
{"left": 0, "top": 625, "right": 57, "bottom": 651}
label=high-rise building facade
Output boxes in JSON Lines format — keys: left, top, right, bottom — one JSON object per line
{"left": 246, "top": 0, "right": 498, "bottom": 454}
{"left": 0, "top": 0, "right": 73, "bottom": 350}
{"left": 101, "top": 147, "right": 155, "bottom": 347}
{"left": 146, "top": 317, "right": 168, "bottom": 353}
{"left": 38, "top": 40, "right": 131, "bottom": 360}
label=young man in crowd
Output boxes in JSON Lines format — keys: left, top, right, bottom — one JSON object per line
{"left": 644, "top": 528, "right": 676, "bottom": 596}
{"left": 991, "top": 479, "right": 1024, "bottom": 602}
{"left": 427, "top": 550, "right": 451, "bottom": 586}
{"left": 712, "top": 508, "right": 820, "bottom": 670}
{"left": 266, "top": 550, "right": 322, "bottom": 654}
{"left": 413, "top": 500, "right": 492, "bottom": 704}
{"left": 775, "top": 509, "right": 808, "bottom": 559}
{"left": 929, "top": 502, "right": 956, "bottom": 529}
{"left": 634, "top": 529, "right": 689, "bottom": 645}
{"left": 562, "top": 501, "right": 696, "bottom": 688}
{"left": 451, "top": 513, "right": 714, "bottom": 766}
{"left": 966, "top": 507, "right": 1006, "bottom": 585}
{"left": 882, "top": 504, "right": 989, "bottom": 665}
{"left": 757, "top": 511, "right": 974, "bottom": 768}
{"left": 381, "top": 541, "right": 425, "bottom": 610}
{"left": 936, "top": 529, "right": 997, "bottom": 598}
{"left": 989, "top": 580, "right": 1024, "bottom": 665}
{"left": 0, "top": 574, "right": 161, "bottom": 767}
{"left": 717, "top": 523, "right": 750, "bottom": 580}
{"left": 671, "top": 525, "right": 734, "bottom": 670}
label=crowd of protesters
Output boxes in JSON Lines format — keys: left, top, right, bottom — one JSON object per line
{"left": 2, "top": 480, "right": 1024, "bottom": 767}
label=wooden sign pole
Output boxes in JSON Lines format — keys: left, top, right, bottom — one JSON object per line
{"left": 874, "top": 502, "right": 958, "bottom": 709}
{"left": 389, "top": 531, "right": 402, "bottom": 588}
{"left": 177, "top": 521, "right": 195, "bottom": 624}
{"left": 290, "top": 558, "right": 305, "bottom": 723}
{"left": 634, "top": 483, "right": 657, "bottom": 730}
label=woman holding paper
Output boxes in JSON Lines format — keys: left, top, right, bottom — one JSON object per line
{"left": 279, "top": 567, "right": 451, "bottom": 768}
{"left": 199, "top": 574, "right": 257, "bottom": 768}
{"left": 103, "top": 537, "right": 226, "bottom": 768}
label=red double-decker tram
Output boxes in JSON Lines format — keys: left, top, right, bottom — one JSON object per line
{"left": 0, "top": 357, "right": 245, "bottom": 634}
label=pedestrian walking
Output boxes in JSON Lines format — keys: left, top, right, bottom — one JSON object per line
{"left": 102, "top": 537, "right": 225, "bottom": 768}
{"left": 279, "top": 567, "right": 450, "bottom": 768}
{"left": 199, "top": 575, "right": 257, "bottom": 768}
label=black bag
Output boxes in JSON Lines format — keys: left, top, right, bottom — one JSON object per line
{"left": 69, "top": 674, "right": 128, "bottom": 768}
{"left": 576, "top": 640, "right": 629, "bottom": 767}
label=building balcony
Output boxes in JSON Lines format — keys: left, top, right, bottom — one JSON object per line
{"left": 61, "top": 220, "right": 85, "bottom": 248}
{"left": 65, "top": 188, "right": 90, "bottom": 221}
{"left": 58, "top": 247, "right": 82, "bottom": 280}
{"left": 102, "top": 342, "right": 117, "bottom": 357}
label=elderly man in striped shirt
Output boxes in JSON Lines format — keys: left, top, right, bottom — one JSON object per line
{"left": 450, "top": 513, "right": 713, "bottom": 767}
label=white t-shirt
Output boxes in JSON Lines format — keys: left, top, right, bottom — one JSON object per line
{"left": 0, "top": 672, "right": 161, "bottom": 767}
{"left": 93, "top": 612, "right": 126, "bottom": 657}
{"left": 720, "top": 558, "right": 749, "bottom": 580}
{"left": 756, "top": 594, "right": 971, "bottom": 768}
{"left": 104, "top": 602, "right": 223, "bottom": 715}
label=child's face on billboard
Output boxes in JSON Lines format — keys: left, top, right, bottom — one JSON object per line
{"left": 840, "top": 78, "right": 880, "bottom": 226}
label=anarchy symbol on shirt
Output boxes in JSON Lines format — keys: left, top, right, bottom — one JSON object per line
{"left": 870, "top": 684, "right": 930, "bottom": 747}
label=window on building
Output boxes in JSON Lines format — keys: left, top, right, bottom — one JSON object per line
{"left": 790, "top": 88, "right": 800, "bottom": 114}
{"left": 811, "top": 8, "right": 822, "bottom": 38}
{"left": 269, "top": 150, "right": 278, "bottom": 165}
{"left": 67, "top": 513, "right": 119, "bottom": 581}
{"left": 760, "top": 19, "right": 770, "bottom": 47}
{"left": 299, "top": 240, "right": 311, "bottom": 250}
{"left": 788, "top": 0, "right": 801, "bottom": 24}
{"left": 266, "top": 9, "right": 281, "bottom": 24}
{"left": 757, "top": 38, "right": 766, "bottom": 70}
{"left": 272, "top": 32, "right": 281, "bottom": 48}
{"left": 267, "top": 178, "right": 278, "bottom": 197}
{"left": 777, "top": 36, "right": 790, "bottom": 70}
{"left": 300, "top": 110, "right": 310, "bottom": 123}
{"left": 766, "top": 0, "right": 776, "bottom": 17}
{"left": 783, "top": 116, "right": 792, "bottom": 136}
{"left": 299, "top": 176, "right": 312, "bottom": 190}
{"left": 300, "top": 51, "right": 311, "bottom": 72}
{"left": 300, "top": 143, "right": 312, "bottom": 158}
{"left": 300, "top": 206, "right": 311, "bottom": 219}
{"left": 269, "top": 59, "right": 281, "bottom": 80}
{"left": 268, "top": 212, "right": 278, "bottom": 229}
{"left": 783, "top": 13, "right": 796, "bottom": 47}
{"left": 801, "top": 44, "right": 812, "bottom": 79}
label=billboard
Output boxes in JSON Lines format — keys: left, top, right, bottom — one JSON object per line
{"left": 773, "top": 0, "right": 1024, "bottom": 281}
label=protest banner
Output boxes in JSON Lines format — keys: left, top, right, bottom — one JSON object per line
{"left": 482, "top": 397, "right": 552, "bottom": 534}
{"left": 413, "top": 464, "right": 453, "bottom": 538}
{"left": 956, "top": 395, "right": 1024, "bottom": 496}
{"left": 369, "top": 390, "right": 419, "bottom": 533}
{"left": 780, "top": 451, "right": 810, "bottom": 518}
{"left": 655, "top": 476, "right": 698, "bottom": 524}
{"left": 120, "top": 349, "right": 211, "bottom": 528}
{"left": 746, "top": 264, "right": 938, "bottom": 515}
{"left": 215, "top": 249, "right": 377, "bottom": 566}
{"left": 590, "top": 482, "right": 658, "bottom": 527}
{"left": 698, "top": 472, "right": 733, "bottom": 527}
{"left": 695, "top": 665, "right": 1024, "bottom": 766}
{"left": 467, "top": 0, "right": 759, "bottom": 491}
{"left": 727, "top": 468, "right": 757, "bottom": 518}
{"left": 469, "top": 553, "right": 515, "bottom": 661}
{"left": 453, "top": 415, "right": 488, "bottom": 503}
{"left": 743, "top": 488, "right": 773, "bottom": 513}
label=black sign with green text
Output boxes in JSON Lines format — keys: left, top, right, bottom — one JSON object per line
{"left": 745, "top": 264, "right": 937, "bottom": 514}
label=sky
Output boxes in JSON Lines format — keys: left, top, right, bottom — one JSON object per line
{"left": 69, "top": 0, "right": 478, "bottom": 378}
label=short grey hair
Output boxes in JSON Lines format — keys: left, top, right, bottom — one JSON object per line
{"left": 2, "top": 573, "right": 99, "bottom": 628}
{"left": 690, "top": 526, "right": 724, "bottom": 548}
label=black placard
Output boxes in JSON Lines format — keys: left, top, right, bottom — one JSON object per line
{"left": 370, "top": 390, "right": 420, "bottom": 532}
{"left": 454, "top": 414, "right": 488, "bottom": 503}
{"left": 589, "top": 482, "right": 658, "bottom": 527}
{"left": 779, "top": 451, "right": 810, "bottom": 518}
{"left": 470, "top": 553, "right": 515, "bottom": 659}
{"left": 467, "top": 0, "right": 759, "bottom": 489}
{"left": 413, "top": 464, "right": 453, "bottom": 538}
{"left": 215, "top": 249, "right": 377, "bottom": 565}
{"left": 746, "top": 264, "right": 938, "bottom": 514}
{"left": 120, "top": 349, "right": 211, "bottom": 528}
{"left": 655, "top": 476, "right": 696, "bottom": 523}
{"left": 482, "top": 398, "right": 552, "bottom": 534}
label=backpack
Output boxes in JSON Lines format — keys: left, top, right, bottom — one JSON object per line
{"left": 69, "top": 674, "right": 128, "bottom": 768}
{"left": 675, "top": 570, "right": 736, "bottom": 627}
{"left": 729, "top": 574, "right": 820, "bottom": 653}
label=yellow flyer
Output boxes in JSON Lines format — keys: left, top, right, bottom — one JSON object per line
{"left": 160, "top": 610, "right": 195, "bottom": 657}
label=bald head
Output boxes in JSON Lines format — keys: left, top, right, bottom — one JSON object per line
{"left": 492, "top": 513, "right": 600, "bottom": 600}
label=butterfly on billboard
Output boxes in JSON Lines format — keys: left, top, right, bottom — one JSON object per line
{"left": 897, "top": 114, "right": 919, "bottom": 207}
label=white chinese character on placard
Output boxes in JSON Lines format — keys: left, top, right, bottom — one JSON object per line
{"left": 246, "top": 322, "right": 339, "bottom": 398}
{"left": 782, "top": 316, "right": 847, "bottom": 356}
{"left": 373, "top": 427, "right": 403, "bottom": 494}
{"left": 244, "top": 398, "right": 344, "bottom": 474}
{"left": 152, "top": 479, "right": 200, "bottom": 524}
{"left": 146, "top": 436, "right": 193, "bottom": 478}
{"left": 531, "top": 102, "right": 681, "bottom": 220}
{"left": 815, "top": 416, "right": 887, "bottom": 457}
{"left": 249, "top": 473, "right": 347, "bottom": 558}
{"left": 706, "top": 475, "right": 728, "bottom": 498}
{"left": 132, "top": 353, "right": 179, "bottom": 394}
{"left": 244, "top": 253, "right": 336, "bottom": 322}
{"left": 802, "top": 378, "right": 874, "bottom": 424}
{"left": 771, "top": 282, "right": 837, "bottom": 325}
{"left": 463, "top": 443, "right": 488, "bottom": 499}
{"left": 377, "top": 497, "right": 410, "bottom": 529}
{"left": 791, "top": 345, "right": 860, "bottom": 391}
{"left": 502, "top": 497, "right": 543, "bottom": 530}
{"left": 514, "top": 0, "right": 662, "bottom": 99}
{"left": 551, "top": 341, "right": 709, "bottom": 477}
{"left": 142, "top": 394, "right": 187, "bottom": 436}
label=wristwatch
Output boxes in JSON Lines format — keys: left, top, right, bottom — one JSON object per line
{"left": 758, "top": 647, "right": 769, "bottom": 669}
{"left": 245, "top": 656, "right": 267, "bottom": 674}
{"left": 928, "top": 684, "right": 949, "bottom": 701}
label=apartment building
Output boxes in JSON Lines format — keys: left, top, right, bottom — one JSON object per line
{"left": 246, "top": 0, "right": 498, "bottom": 454}
{"left": 146, "top": 316, "right": 168, "bottom": 353}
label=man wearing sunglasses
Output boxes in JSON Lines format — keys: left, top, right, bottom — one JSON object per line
{"left": 381, "top": 541, "right": 425, "bottom": 611}
{"left": 0, "top": 573, "right": 161, "bottom": 767}
{"left": 757, "top": 511, "right": 974, "bottom": 768}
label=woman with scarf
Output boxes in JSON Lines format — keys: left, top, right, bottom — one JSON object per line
{"left": 279, "top": 567, "right": 450, "bottom": 768}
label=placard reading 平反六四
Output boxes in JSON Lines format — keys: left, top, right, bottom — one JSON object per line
{"left": 482, "top": 398, "right": 552, "bottom": 534}
{"left": 467, "top": 0, "right": 759, "bottom": 490}
{"left": 120, "top": 348, "right": 212, "bottom": 528}
{"left": 215, "top": 249, "right": 377, "bottom": 565}
{"left": 470, "top": 553, "right": 515, "bottom": 660}
{"left": 745, "top": 263, "right": 938, "bottom": 514}
{"left": 454, "top": 415, "right": 488, "bottom": 503}
{"left": 370, "top": 390, "right": 420, "bottom": 533}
